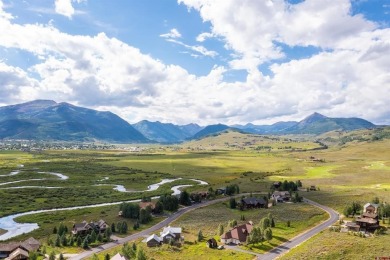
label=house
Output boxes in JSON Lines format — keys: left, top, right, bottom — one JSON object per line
{"left": 111, "top": 253, "right": 128, "bottom": 260}
{"left": 0, "top": 237, "right": 40, "bottom": 260}
{"left": 216, "top": 188, "right": 226, "bottom": 195}
{"left": 220, "top": 222, "right": 253, "bottom": 245}
{"left": 273, "top": 182, "right": 281, "bottom": 189}
{"left": 146, "top": 234, "right": 162, "bottom": 247}
{"left": 240, "top": 197, "right": 266, "bottom": 209}
{"left": 271, "top": 191, "right": 290, "bottom": 202}
{"left": 160, "top": 226, "right": 182, "bottom": 243}
{"left": 139, "top": 202, "right": 155, "bottom": 210}
{"left": 346, "top": 203, "right": 380, "bottom": 232}
{"left": 72, "top": 219, "right": 109, "bottom": 236}
{"left": 206, "top": 238, "right": 218, "bottom": 248}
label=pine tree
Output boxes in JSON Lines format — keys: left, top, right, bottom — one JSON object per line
{"left": 77, "top": 236, "right": 82, "bottom": 247}
{"left": 59, "top": 253, "right": 65, "bottom": 260}
{"left": 90, "top": 230, "right": 97, "bottom": 243}
{"left": 136, "top": 247, "right": 147, "bottom": 260}
{"left": 49, "top": 251, "right": 56, "bottom": 260}
{"left": 197, "top": 230, "right": 203, "bottom": 242}
{"left": 82, "top": 237, "right": 89, "bottom": 249}
{"left": 218, "top": 223, "right": 224, "bottom": 236}
{"left": 105, "top": 253, "right": 110, "bottom": 260}
{"left": 55, "top": 235, "right": 61, "bottom": 247}
{"left": 264, "top": 227, "right": 273, "bottom": 242}
{"left": 111, "top": 223, "right": 116, "bottom": 233}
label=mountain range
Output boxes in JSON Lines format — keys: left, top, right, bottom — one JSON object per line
{"left": 0, "top": 100, "right": 148, "bottom": 143}
{"left": 0, "top": 100, "right": 378, "bottom": 143}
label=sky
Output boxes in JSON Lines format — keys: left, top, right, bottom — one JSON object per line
{"left": 0, "top": 0, "right": 389, "bottom": 125}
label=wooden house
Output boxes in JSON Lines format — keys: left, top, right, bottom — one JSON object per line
{"left": 347, "top": 203, "right": 380, "bottom": 232}
{"left": 271, "top": 191, "right": 290, "bottom": 202}
{"left": 240, "top": 197, "right": 266, "bottom": 209}
{"left": 146, "top": 234, "right": 162, "bottom": 247}
{"left": 0, "top": 237, "right": 40, "bottom": 260}
{"left": 220, "top": 222, "right": 253, "bottom": 245}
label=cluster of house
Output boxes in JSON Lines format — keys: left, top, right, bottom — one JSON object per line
{"left": 346, "top": 203, "right": 380, "bottom": 232}
{"left": 72, "top": 219, "right": 109, "bottom": 236}
{"left": 271, "top": 191, "right": 291, "bottom": 203}
{"left": 221, "top": 222, "right": 253, "bottom": 245}
{"left": 145, "top": 226, "right": 182, "bottom": 247}
{"left": 0, "top": 237, "right": 40, "bottom": 260}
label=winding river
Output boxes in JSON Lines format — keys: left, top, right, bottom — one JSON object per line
{"left": 0, "top": 177, "right": 208, "bottom": 241}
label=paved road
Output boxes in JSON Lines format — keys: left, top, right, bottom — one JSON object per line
{"left": 70, "top": 196, "right": 338, "bottom": 260}
{"left": 257, "top": 198, "right": 339, "bottom": 260}
{"left": 69, "top": 195, "right": 245, "bottom": 260}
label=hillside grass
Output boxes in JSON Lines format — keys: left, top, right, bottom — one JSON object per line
{"left": 280, "top": 230, "right": 390, "bottom": 260}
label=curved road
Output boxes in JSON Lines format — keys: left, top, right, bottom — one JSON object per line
{"left": 69, "top": 195, "right": 245, "bottom": 260}
{"left": 70, "top": 197, "right": 338, "bottom": 260}
{"left": 257, "top": 198, "right": 339, "bottom": 260}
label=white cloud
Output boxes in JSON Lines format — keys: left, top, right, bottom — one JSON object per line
{"left": 196, "top": 32, "right": 213, "bottom": 42}
{"left": 160, "top": 28, "right": 182, "bottom": 39}
{"left": 0, "top": 0, "right": 389, "bottom": 125}
{"left": 54, "top": 0, "right": 74, "bottom": 18}
{"left": 54, "top": 0, "right": 85, "bottom": 18}
{"left": 179, "top": 0, "right": 377, "bottom": 68}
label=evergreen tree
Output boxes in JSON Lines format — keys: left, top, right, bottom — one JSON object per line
{"left": 97, "top": 233, "right": 103, "bottom": 242}
{"left": 132, "top": 242, "right": 137, "bottom": 251}
{"left": 55, "top": 235, "right": 61, "bottom": 247}
{"left": 179, "top": 190, "right": 191, "bottom": 206}
{"left": 82, "top": 237, "right": 89, "bottom": 249}
{"left": 105, "top": 253, "right": 110, "bottom": 260}
{"left": 197, "top": 230, "right": 203, "bottom": 241}
{"left": 111, "top": 223, "right": 116, "bottom": 233}
{"left": 229, "top": 198, "right": 237, "bottom": 209}
{"left": 90, "top": 230, "right": 97, "bottom": 243}
{"left": 264, "top": 227, "right": 273, "bottom": 242}
{"left": 218, "top": 223, "right": 224, "bottom": 236}
{"left": 53, "top": 226, "right": 57, "bottom": 234}
{"left": 60, "top": 234, "right": 67, "bottom": 247}
{"left": 59, "top": 253, "right": 65, "bottom": 260}
{"left": 154, "top": 201, "right": 164, "bottom": 214}
{"left": 136, "top": 247, "right": 147, "bottom": 260}
{"left": 28, "top": 251, "right": 39, "bottom": 260}
{"left": 49, "top": 251, "right": 56, "bottom": 260}
{"left": 77, "top": 236, "right": 82, "bottom": 247}
{"left": 121, "top": 221, "right": 128, "bottom": 234}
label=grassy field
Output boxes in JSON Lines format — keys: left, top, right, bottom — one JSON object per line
{"left": 1, "top": 130, "right": 390, "bottom": 258}
{"left": 89, "top": 201, "right": 327, "bottom": 260}
{"left": 280, "top": 230, "right": 390, "bottom": 260}
{"left": 172, "top": 201, "right": 327, "bottom": 254}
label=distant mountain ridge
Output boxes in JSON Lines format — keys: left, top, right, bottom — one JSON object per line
{"left": 0, "top": 100, "right": 148, "bottom": 143}
{"left": 132, "top": 120, "right": 203, "bottom": 143}
{"left": 234, "top": 112, "right": 376, "bottom": 135}
{"left": 0, "top": 100, "right": 378, "bottom": 143}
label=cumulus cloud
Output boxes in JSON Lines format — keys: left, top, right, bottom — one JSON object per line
{"left": 54, "top": 0, "right": 85, "bottom": 18}
{"left": 0, "top": 0, "right": 389, "bottom": 125}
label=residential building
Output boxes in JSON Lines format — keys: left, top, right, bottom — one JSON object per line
{"left": 0, "top": 237, "right": 40, "bottom": 260}
{"left": 220, "top": 222, "right": 253, "bottom": 245}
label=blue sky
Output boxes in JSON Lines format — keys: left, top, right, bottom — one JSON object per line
{"left": 0, "top": 0, "right": 389, "bottom": 125}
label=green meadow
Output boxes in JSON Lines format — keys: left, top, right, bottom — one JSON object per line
{"left": 0, "top": 129, "right": 389, "bottom": 258}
